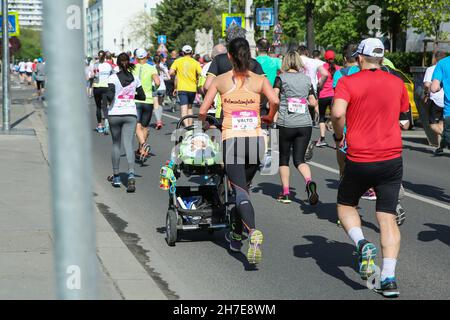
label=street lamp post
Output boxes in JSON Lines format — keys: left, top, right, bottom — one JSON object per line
{"left": 2, "top": 0, "right": 10, "bottom": 132}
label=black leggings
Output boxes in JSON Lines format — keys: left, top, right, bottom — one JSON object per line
{"left": 223, "top": 136, "right": 264, "bottom": 235}
{"left": 136, "top": 103, "right": 154, "bottom": 127}
{"left": 278, "top": 126, "right": 312, "bottom": 167}
{"left": 318, "top": 96, "right": 333, "bottom": 123}
{"left": 93, "top": 87, "right": 109, "bottom": 123}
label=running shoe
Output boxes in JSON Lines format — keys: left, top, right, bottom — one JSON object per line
{"left": 315, "top": 139, "right": 327, "bottom": 147}
{"left": 107, "top": 175, "right": 121, "bottom": 188}
{"left": 305, "top": 140, "right": 315, "bottom": 161}
{"left": 247, "top": 230, "right": 264, "bottom": 265}
{"left": 434, "top": 147, "right": 444, "bottom": 156}
{"left": 357, "top": 239, "right": 378, "bottom": 281}
{"left": 375, "top": 277, "right": 400, "bottom": 298}
{"left": 225, "top": 231, "right": 243, "bottom": 252}
{"left": 277, "top": 193, "right": 292, "bottom": 204}
{"left": 361, "top": 189, "right": 377, "bottom": 201}
{"left": 395, "top": 203, "right": 406, "bottom": 226}
{"left": 96, "top": 126, "right": 104, "bottom": 134}
{"left": 306, "top": 181, "right": 319, "bottom": 205}
{"left": 127, "top": 173, "right": 136, "bottom": 193}
{"left": 103, "top": 119, "right": 110, "bottom": 135}
{"left": 139, "top": 143, "right": 151, "bottom": 163}
{"left": 156, "top": 120, "right": 163, "bottom": 130}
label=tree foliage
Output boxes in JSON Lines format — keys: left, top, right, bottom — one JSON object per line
{"left": 388, "top": 0, "right": 450, "bottom": 40}
{"left": 129, "top": 11, "right": 156, "bottom": 49}
{"left": 153, "top": 0, "right": 222, "bottom": 52}
{"left": 14, "top": 28, "right": 43, "bottom": 61}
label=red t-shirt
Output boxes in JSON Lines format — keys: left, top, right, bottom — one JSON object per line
{"left": 334, "top": 69, "right": 409, "bottom": 163}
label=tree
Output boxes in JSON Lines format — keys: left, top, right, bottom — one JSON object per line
{"left": 153, "top": 0, "right": 222, "bottom": 51}
{"left": 315, "top": 12, "right": 359, "bottom": 51}
{"left": 14, "top": 28, "right": 43, "bottom": 61}
{"left": 389, "top": 0, "right": 450, "bottom": 42}
{"left": 129, "top": 11, "right": 156, "bottom": 49}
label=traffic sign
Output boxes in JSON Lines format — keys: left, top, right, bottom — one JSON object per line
{"left": 0, "top": 12, "right": 20, "bottom": 37}
{"left": 158, "top": 35, "right": 167, "bottom": 44}
{"left": 222, "top": 13, "right": 245, "bottom": 37}
{"left": 256, "top": 8, "right": 274, "bottom": 27}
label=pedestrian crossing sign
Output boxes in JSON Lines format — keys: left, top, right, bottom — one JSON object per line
{"left": 0, "top": 12, "right": 20, "bottom": 37}
{"left": 222, "top": 13, "right": 245, "bottom": 37}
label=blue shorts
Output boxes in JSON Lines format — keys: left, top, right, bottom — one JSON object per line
{"left": 178, "top": 91, "right": 196, "bottom": 106}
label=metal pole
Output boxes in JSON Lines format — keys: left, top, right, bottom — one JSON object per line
{"left": 2, "top": 0, "right": 10, "bottom": 132}
{"left": 228, "top": 0, "right": 231, "bottom": 14}
{"left": 274, "top": 0, "right": 279, "bottom": 26}
{"left": 43, "top": 0, "right": 97, "bottom": 299}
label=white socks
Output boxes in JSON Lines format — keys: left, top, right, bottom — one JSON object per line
{"left": 381, "top": 258, "right": 397, "bottom": 281}
{"left": 348, "top": 227, "right": 365, "bottom": 246}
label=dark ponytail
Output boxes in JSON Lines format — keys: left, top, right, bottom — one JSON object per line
{"left": 154, "top": 55, "right": 162, "bottom": 74}
{"left": 228, "top": 38, "right": 251, "bottom": 78}
{"left": 117, "top": 52, "right": 135, "bottom": 74}
{"left": 328, "top": 60, "right": 336, "bottom": 77}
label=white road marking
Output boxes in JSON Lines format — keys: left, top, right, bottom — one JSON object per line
{"left": 309, "top": 161, "right": 450, "bottom": 211}
{"left": 163, "top": 113, "right": 450, "bottom": 211}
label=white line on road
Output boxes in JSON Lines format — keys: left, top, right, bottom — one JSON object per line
{"left": 309, "top": 161, "right": 450, "bottom": 211}
{"left": 162, "top": 113, "right": 450, "bottom": 211}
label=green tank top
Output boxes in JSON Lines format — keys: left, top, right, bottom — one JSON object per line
{"left": 133, "top": 64, "right": 157, "bottom": 104}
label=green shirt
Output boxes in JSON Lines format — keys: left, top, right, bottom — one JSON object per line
{"left": 256, "top": 55, "right": 282, "bottom": 86}
{"left": 133, "top": 63, "right": 158, "bottom": 104}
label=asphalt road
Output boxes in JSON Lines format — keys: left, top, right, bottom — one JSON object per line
{"left": 89, "top": 99, "right": 450, "bottom": 300}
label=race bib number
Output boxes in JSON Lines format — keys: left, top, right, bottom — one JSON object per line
{"left": 288, "top": 98, "right": 307, "bottom": 114}
{"left": 232, "top": 110, "right": 258, "bottom": 131}
{"left": 116, "top": 93, "right": 135, "bottom": 108}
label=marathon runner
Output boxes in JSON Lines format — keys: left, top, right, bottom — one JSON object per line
{"left": 153, "top": 54, "right": 171, "bottom": 130}
{"left": 316, "top": 50, "right": 340, "bottom": 147}
{"left": 169, "top": 45, "right": 202, "bottom": 127}
{"left": 332, "top": 38, "right": 409, "bottom": 298}
{"left": 25, "top": 59, "right": 34, "bottom": 86}
{"left": 18, "top": 60, "right": 26, "bottom": 84}
{"left": 132, "top": 49, "right": 160, "bottom": 163}
{"left": 424, "top": 51, "right": 447, "bottom": 155}
{"left": 256, "top": 38, "right": 282, "bottom": 87}
{"left": 431, "top": 52, "right": 450, "bottom": 150}
{"left": 92, "top": 50, "right": 113, "bottom": 134}
{"left": 106, "top": 52, "right": 146, "bottom": 193}
{"left": 273, "top": 51, "right": 319, "bottom": 206}
{"left": 199, "top": 38, "right": 280, "bottom": 266}
{"left": 35, "top": 58, "right": 46, "bottom": 101}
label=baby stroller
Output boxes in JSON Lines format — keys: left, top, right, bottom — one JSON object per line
{"left": 161, "top": 115, "right": 230, "bottom": 246}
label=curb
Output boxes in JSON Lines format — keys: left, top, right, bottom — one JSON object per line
{"left": 28, "top": 102, "right": 167, "bottom": 300}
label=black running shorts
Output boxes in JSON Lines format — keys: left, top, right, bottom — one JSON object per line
{"left": 338, "top": 157, "right": 403, "bottom": 214}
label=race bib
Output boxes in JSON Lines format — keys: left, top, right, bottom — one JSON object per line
{"left": 288, "top": 97, "right": 307, "bottom": 114}
{"left": 232, "top": 110, "right": 258, "bottom": 131}
{"left": 116, "top": 93, "right": 135, "bottom": 108}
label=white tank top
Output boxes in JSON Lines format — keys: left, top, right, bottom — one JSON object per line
{"left": 108, "top": 73, "right": 141, "bottom": 117}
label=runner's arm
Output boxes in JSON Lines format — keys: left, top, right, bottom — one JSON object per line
{"left": 135, "top": 86, "right": 146, "bottom": 101}
{"left": 152, "top": 73, "right": 161, "bottom": 88}
{"left": 331, "top": 98, "right": 347, "bottom": 139}
{"left": 261, "top": 77, "right": 280, "bottom": 124}
{"left": 317, "top": 64, "right": 328, "bottom": 91}
{"left": 199, "top": 79, "right": 218, "bottom": 121}
{"left": 431, "top": 63, "right": 443, "bottom": 93}
{"left": 106, "top": 84, "right": 115, "bottom": 104}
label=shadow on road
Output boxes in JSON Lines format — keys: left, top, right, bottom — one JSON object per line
{"left": 325, "top": 179, "right": 340, "bottom": 190}
{"left": 418, "top": 223, "right": 450, "bottom": 246}
{"left": 402, "top": 180, "right": 450, "bottom": 204}
{"left": 252, "top": 182, "right": 302, "bottom": 205}
{"left": 299, "top": 201, "right": 380, "bottom": 233}
{"left": 11, "top": 111, "right": 35, "bottom": 129}
{"left": 293, "top": 235, "right": 366, "bottom": 291}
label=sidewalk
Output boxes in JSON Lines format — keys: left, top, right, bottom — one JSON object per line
{"left": 0, "top": 80, "right": 166, "bottom": 300}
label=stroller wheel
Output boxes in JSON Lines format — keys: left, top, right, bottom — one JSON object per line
{"left": 166, "top": 209, "right": 178, "bottom": 246}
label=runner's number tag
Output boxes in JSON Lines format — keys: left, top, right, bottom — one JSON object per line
{"left": 116, "top": 84, "right": 136, "bottom": 108}
{"left": 288, "top": 97, "right": 307, "bottom": 114}
{"left": 232, "top": 110, "right": 258, "bottom": 131}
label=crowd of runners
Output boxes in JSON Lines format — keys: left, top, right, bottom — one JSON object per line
{"left": 13, "top": 58, "right": 47, "bottom": 100}
{"left": 83, "top": 25, "right": 450, "bottom": 298}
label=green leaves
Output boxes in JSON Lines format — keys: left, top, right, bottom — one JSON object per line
{"left": 14, "top": 29, "right": 42, "bottom": 61}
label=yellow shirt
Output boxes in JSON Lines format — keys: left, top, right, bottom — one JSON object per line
{"left": 170, "top": 56, "right": 202, "bottom": 93}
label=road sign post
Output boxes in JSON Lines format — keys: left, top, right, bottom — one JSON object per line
{"left": 0, "top": 11, "right": 20, "bottom": 37}
{"left": 2, "top": 0, "right": 10, "bottom": 132}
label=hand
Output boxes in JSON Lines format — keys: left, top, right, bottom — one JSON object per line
{"left": 198, "top": 112, "right": 207, "bottom": 122}
{"left": 173, "top": 89, "right": 178, "bottom": 96}
{"left": 261, "top": 115, "right": 274, "bottom": 125}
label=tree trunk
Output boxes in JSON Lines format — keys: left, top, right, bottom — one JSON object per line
{"left": 306, "top": 1, "right": 315, "bottom": 52}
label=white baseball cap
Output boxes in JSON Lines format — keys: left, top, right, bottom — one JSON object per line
{"left": 352, "top": 38, "right": 385, "bottom": 58}
{"left": 135, "top": 48, "right": 148, "bottom": 59}
{"left": 182, "top": 45, "right": 193, "bottom": 54}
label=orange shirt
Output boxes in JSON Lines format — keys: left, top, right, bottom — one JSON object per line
{"left": 221, "top": 84, "right": 262, "bottom": 141}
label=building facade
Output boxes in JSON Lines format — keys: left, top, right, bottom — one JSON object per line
{"left": 84, "top": 0, "right": 162, "bottom": 58}
{"left": 8, "top": 0, "right": 43, "bottom": 30}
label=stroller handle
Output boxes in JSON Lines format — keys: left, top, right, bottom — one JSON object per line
{"left": 176, "top": 115, "right": 220, "bottom": 130}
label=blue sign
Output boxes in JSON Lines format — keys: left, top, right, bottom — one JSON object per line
{"left": 158, "top": 35, "right": 167, "bottom": 44}
{"left": 0, "top": 12, "right": 20, "bottom": 37}
{"left": 256, "top": 8, "right": 274, "bottom": 27}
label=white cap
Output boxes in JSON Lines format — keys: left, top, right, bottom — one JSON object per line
{"left": 182, "top": 45, "right": 193, "bottom": 54}
{"left": 135, "top": 48, "right": 148, "bottom": 59}
{"left": 352, "top": 38, "right": 384, "bottom": 58}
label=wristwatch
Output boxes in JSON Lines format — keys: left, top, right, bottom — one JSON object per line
{"left": 333, "top": 133, "right": 343, "bottom": 142}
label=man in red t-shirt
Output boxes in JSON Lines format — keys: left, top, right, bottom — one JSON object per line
{"left": 331, "top": 38, "right": 409, "bottom": 298}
